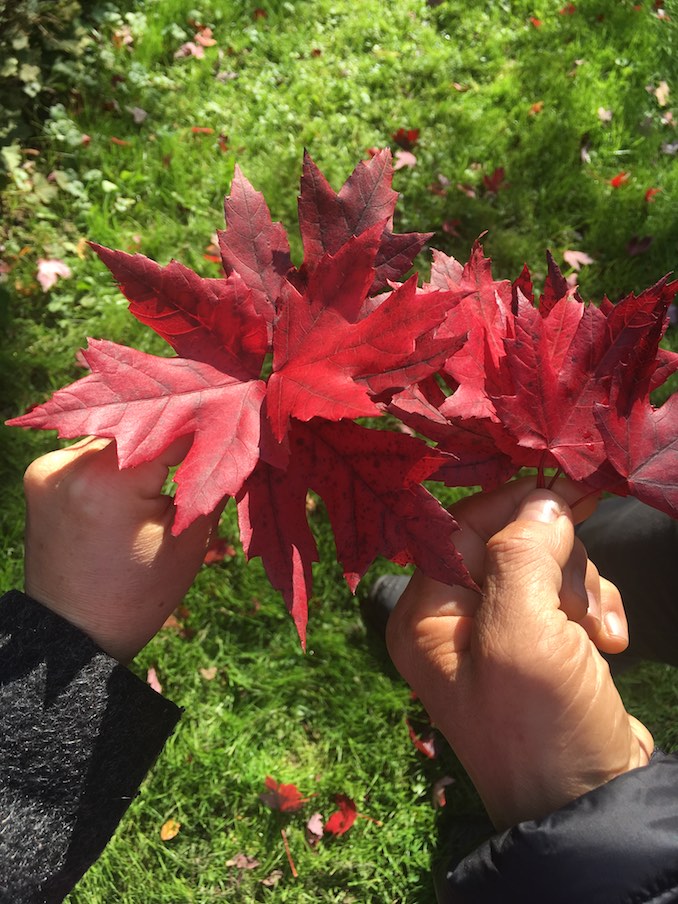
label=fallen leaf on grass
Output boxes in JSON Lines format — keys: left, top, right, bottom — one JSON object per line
{"left": 406, "top": 716, "right": 441, "bottom": 759}
{"left": 260, "top": 777, "right": 309, "bottom": 812}
{"left": 324, "top": 794, "right": 357, "bottom": 836}
{"left": 146, "top": 666, "right": 163, "bottom": 694}
{"left": 645, "top": 187, "right": 662, "bottom": 202}
{"left": 226, "top": 852, "right": 260, "bottom": 870}
{"left": 654, "top": 80, "right": 670, "bottom": 106}
{"left": 609, "top": 171, "right": 630, "bottom": 187}
{"left": 306, "top": 812, "right": 324, "bottom": 847}
{"left": 392, "top": 128, "right": 419, "bottom": 150}
{"left": 261, "top": 869, "right": 283, "bottom": 887}
{"left": 110, "top": 137, "right": 131, "bottom": 147}
{"left": 203, "top": 536, "right": 236, "bottom": 564}
{"left": 160, "top": 818, "right": 181, "bottom": 840}
{"left": 174, "top": 42, "right": 205, "bottom": 60}
{"left": 37, "top": 258, "right": 72, "bottom": 291}
{"left": 559, "top": 3, "right": 576, "bottom": 13}
{"left": 199, "top": 666, "right": 218, "bottom": 680}
{"left": 529, "top": 16, "right": 542, "bottom": 27}
{"left": 195, "top": 26, "right": 217, "bottom": 47}
{"left": 191, "top": 126, "right": 214, "bottom": 134}
{"left": 563, "top": 249, "right": 594, "bottom": 271}
{"left": 529, "top": 101, "right": 544, "bottom": 115}
{"left": 483, "top": 167, "right": 507, "bottom": 193}
{"left": 393, "top": 149, "right": 417, "bottom": 170}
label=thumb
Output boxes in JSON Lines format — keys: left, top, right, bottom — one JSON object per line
{"left": 477, "top": 490, "right": 577, "bottom": 647}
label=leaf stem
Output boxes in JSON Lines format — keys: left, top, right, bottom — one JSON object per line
{"left": 547, "top": 469, "right": 563, "bottom": 490}
{"left": 281, "top": 828, "right": 298, "bottom": 878}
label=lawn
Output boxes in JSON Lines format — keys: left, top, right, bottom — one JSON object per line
{"left": 1, "top": 0, "right": 677, "bottom": 900}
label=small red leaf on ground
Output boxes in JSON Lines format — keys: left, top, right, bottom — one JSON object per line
{"left": 610, "top": 171, "right": 630, "bottom": 187}
{"left": 559, "top": 3, "right": 576, "bottom": 13}
{"left": 260, "top": 777, "right": 309, "bottom": 812}
{"left": 529, "top": 16, "right": 542, "bottom": 26}
{"left": 406, "top": 717, "right": 441, "bottom": 759}
{"left": 110, "top": 136, "right": 131, "bottom": 147}
{"left": 483, "top": 166, "right": 507, "bottom": 193}
{"left": 392, "top": 128, "right": 420, "bottom": 150}
{"left": 645, "top": 187, "right": 662, "bottom": 203}
{"left": 191, "top": 126, "right": 214, "bottom": 134}
{"left": 324, "top": 794, "right": 357, "bottom": 836}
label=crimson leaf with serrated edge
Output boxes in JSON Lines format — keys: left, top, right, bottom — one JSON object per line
{"left": 7, "top": 150, "right": 678, "bottom": 648}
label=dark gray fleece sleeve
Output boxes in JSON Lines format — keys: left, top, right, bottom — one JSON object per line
{"left": 0, "top": 590, "right": 181, "bottom": 904}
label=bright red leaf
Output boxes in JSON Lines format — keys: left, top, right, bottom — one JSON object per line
{"left": 324, "top": 795, "right": 357, "bottom": 835}
{"left": 610, "top": 171, "right": 630, "bottom": 188}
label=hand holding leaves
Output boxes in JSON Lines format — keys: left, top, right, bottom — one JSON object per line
{"left": 8, "top": 150, "right": 678, "bottom": 645}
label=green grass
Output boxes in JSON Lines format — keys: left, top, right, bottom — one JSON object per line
{"left": 1, "top": 0, "right": 677, "bottom": 900}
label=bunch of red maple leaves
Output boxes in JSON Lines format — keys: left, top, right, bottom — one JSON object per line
{"left": 8, "top": 150, "right": 678, "bottom": 646}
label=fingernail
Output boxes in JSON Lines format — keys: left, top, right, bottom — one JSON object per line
{"left": 604, "top": 610, "right": 629, "bottom": 643}
{"left": 518, "top": 496, "right": 563, "bottom": 524}
{"left": 586, "top": 589, "right": 601, "bottom": 625}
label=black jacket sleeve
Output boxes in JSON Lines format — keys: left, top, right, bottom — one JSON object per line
{"left": 0, "top": 590, "right": 181, "bottom": 904}
{"left": 437, "top": 752, "right": 678, "bottom": 903}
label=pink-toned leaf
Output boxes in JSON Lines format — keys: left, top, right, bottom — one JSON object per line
{"left": 37, "top": 258, "right": 72, "bottom": 291}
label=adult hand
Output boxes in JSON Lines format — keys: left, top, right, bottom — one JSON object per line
{"left": 386, "top": 480, "right": 654, "bottom": 830}
{"left": 23, "top": 437, "right": 217, "bottom": 662}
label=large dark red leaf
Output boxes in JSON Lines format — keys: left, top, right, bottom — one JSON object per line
{"left": 266, "top": 228, "right": 464, "bottom": 441}
{"left": 295, "top": 420, "right": 474, "bottom": 592}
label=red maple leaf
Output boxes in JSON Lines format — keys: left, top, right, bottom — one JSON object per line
{"left": 392, "top": 127, "right": 420, "bottom": 150}
{"left": 8, "top": 150, "right": 678, "bottom": 649}
{"left": 610, "top": 171, "right": 630, "bottom": 188}
{"left": 596, "top": 387, "right": 678, "bottom": 517}
{"left": 8, "top": 340, "right": 266, "bottom": 533}
{"left": 295, "top": 149, "right": 433, "bottom": 292}
{"left": 324, "top": 794, "right": 357, "bottom": 835}
{"left": 260, "top": 777, "right": 309, "bottom": 813}
{"left": 482, "top": 167, "right": 507, "bottom": 194}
